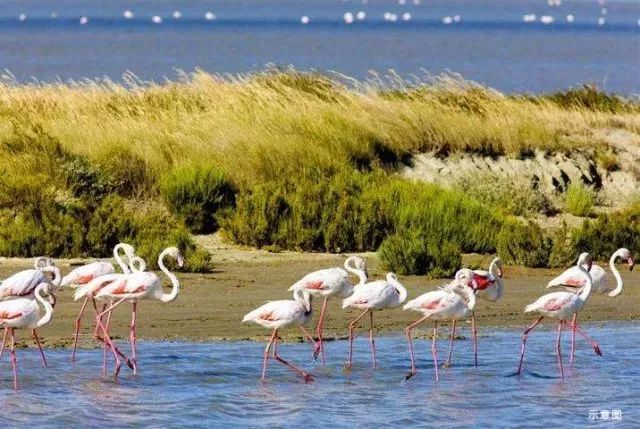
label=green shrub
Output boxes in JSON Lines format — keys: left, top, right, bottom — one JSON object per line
{"left": 548, "top": 222, "right": 576, "bottom": 268}
{"left": 86, "top": 195, "right": 136, "bottom": 256}
{"left": 161, "top": 164, "right": 236, "bottom": 234}
{"left": 544, "top": 85, "right": 636, "bottom": 113}
{"left": 378, "top": 230, "right": 461, "bottom": 277}
{"left": 97, "top": 145, "right": 152, "bottom": 196}
{"left": 565, "top": 183, "right": 595, "bottom": 217}
{"left": 497, "top": 220, "right": 552, "bottom": 267}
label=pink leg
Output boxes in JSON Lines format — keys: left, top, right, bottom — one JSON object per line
{"left": 314, "top": 297, "right": 328, "bottom": 364}
{"left": 471, "top": 312, "right": 478, "bottom": 367}
{"left": 273, "top": 334, "right": 314, "bottom": 382}
{"left": 32, "top": 329, "right": 48, "bottom": 368}
{"left": 432, "top": 321, "right": 440, "bottom": 382}
{"left": 443, "top": 320, "right": 457, "bottom": 369}
{"left": 261, "top": 329, "right": 278, "bottom": 382}
{"left": 91, "top": 299, "right": 134, "bottom": 369}
{"left": 71, "top": 296, "right": 89, "bottom": 363}
{"left": 0, "top": 327, "right": 7, "bottom": 360}
{"left": 102, "top": 307, "right": 113, "bottom": 377}
{"left": 95, "top": 298, "right": 128, "bottom": 378}
{"left": 10, "top": 328, "right": 18, "bottom": 390}
{"left": 572, "top": 322, "right": 602, "bottom": 356}
{"left": 130, "top": 302, "right": 138, "bottom": 375}
{"left": 368, "top": 311, "right": 377, "bottom": 368}
{"left": 556, "top": 321, "right": 564, "bottom": 379}
{"left": 300, "top": 326, "right": 318, "bottom": 349}
{"left": 516, "top": 316, "right": 544, "bottom": 375}
{"left": 569, "top": 313, "right": 577, "bottom": 363}
{"left": 404, "top": 314, "right": 430, "bottom": 380}
{"left": 345, "top": 309, "right": 370, "bottom": 369}
{"left": 93, "top": 302, "right": 108, "bottom": 338}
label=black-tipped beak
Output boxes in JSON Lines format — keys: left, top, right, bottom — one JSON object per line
{"left": 49, "top": 294, "right": 57, "bottom": 308}
{"left": 629, "top": 258, "right": 635, "bottom": 272}
{"left": 177, "top": 254, "right": 186, "bottom": 268}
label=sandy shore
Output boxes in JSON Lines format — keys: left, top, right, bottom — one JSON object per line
{"left": 0, "top": 252, "right": 638, "bottom": 348}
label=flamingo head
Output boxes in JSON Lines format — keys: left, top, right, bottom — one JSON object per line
{"left": 619, "top": 248, "right": 634, "bottom": 271}
{"left": 34, "top": 256, "right": 55, "bottom": 270}
{"left": 494, "top": 258, "right": 504, "bottom": 278}
{"left": 577, "top": 252, "right": 593, "bottom": 272}
{"left": 357, "top": 258, "right": 369, "bottom": 278}
{"left": 454, "top": 268, "right": 476, "bottom": 289}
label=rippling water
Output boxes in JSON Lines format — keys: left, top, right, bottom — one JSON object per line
{"left": 0, "top": 322, "right": 638, "bottom": 427}
{"left": 1, "top": 0, "right": 639, "bottom": 93}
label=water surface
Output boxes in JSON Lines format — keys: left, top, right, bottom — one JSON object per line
{"left": 0, "top": 322, "right": 637, "bottom": 427}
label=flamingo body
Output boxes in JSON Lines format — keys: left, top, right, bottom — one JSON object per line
{"left": 290, "top": 267, "right": 353, "bottom": 298}
{"left": 61, "top": 262, "right": 115, "bottom": 289}
{"left": 342, "top": 276, "right": 406, "bottom": 311}
{"left": 524, "top": 291, "right": 584, "bottom": 319}
{"left": 403, "top": 288, "right": 472, "bottom": 320}
{"left": 243, "top": 299, "right": 311, "bottom": 330}
{"left": 0, "top": 269, "right": 50, "bottom": 300}
{"left": 0, "top": 298, "right": 41, "bottom": 328}
{"left": 547, "top": 265, "right": 607, "bottom": 293}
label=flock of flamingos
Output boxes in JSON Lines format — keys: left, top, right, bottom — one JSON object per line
{"left": 0, "top": 242, "right": 634, "bottom": 390}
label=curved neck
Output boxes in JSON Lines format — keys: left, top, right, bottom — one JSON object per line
{"left": 387, "top": 274, "right": 407, "bottom": 304}
{"left": 113, "top": 244, "right": 130, "bottom": 273}
{"left": 158, "top": 250, "right": 180, "bottom": 303}
{"left": 41, "top": 266, "right": 62, "bottom": 290}
{"left": 608, "top": 251, "right": 624, "bottom": 297}
{"left": 35, "top": 287, "right": 53, "bottom": 328}
{"left": 489, "top": 259, "right": 504, "bottom": 300}
{"left": 344, "top": 258, "right": 367, "bottom": 286}
{"left": 466, "top": 287, "right": 477, "bottom": 310}
{"left": 577, "top": 265, "right": 593, "bottom": 302}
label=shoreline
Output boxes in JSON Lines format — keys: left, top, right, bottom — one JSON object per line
{"left": 2, "top": 252, "right": 638, "bottom": 347}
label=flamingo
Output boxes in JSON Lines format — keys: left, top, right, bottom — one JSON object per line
{"left": 90, "top": 247, "right": 184, "bottom": 377}
{"left": 516, "top": 254, "right": 601, "bottom": 379}
{"left": 288, "top": 256, "right": 368, "bottom": 364}
{"left": 242, "top": 288, "right": 316, "bottom": 383}
{"left": 403, "top": 269, "right": 477, "bottom": 381}
{"left": 469, "top": 257, "right": 504, "bottom": 366}
{"left": 546, "top": 248, "right": 634, "bottom": 362}
{"left": 342, "top": 272, "right": 407, "bottom": 369}
{"left": 0, "top": 283, "right": 54, "bottom": 390}
{"left": 0, "top": 264, "right": 61, "bottom": 367}
{"left": 65, "top": 243, "right": 146, "bottom": 363}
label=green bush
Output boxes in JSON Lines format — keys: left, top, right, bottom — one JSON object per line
{"left": 161, "top": 164, "right": 236, "bottom": 234}
{"left": 378, "top": 230, "right": 461, "bottom": 277}
{"left": 544, "top": 85, "right": 637, "bottom": 113}
{"left": 497, "top": 220, "right": 552, "bottom": 268}
{"left": 565, "top": 183, "right": 595, "bottom": 217}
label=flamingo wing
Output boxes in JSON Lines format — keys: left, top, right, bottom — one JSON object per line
{"left": 546, "top": 266, "right": 586, "bottom": 289}
{"left": 472, "top": 273, "right": 495, "bottom": 291}
{"left": 62, "top": 262, "right": 115, "bottom": 287}
{"left": 0, "top": 269, "right": 42, "bottom": 298}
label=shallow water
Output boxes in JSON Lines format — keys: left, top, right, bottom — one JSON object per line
{"left": 1, "top": 0, "right": 639, "bottom": 93}
{"left": 0, "top": 322, "right": 637, "bottom": 427}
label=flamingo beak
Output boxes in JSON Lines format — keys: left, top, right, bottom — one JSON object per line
{"left": 49, "top": 293, "right": 57, "bottom": 308}
{"left": 176, "top": 254, "right": 186, "bottom": 268}
{"left": 629, "top": 257, "right": 635, "bottom": 272}
{"left": 497, "top": 268, "right": 504, "bottom": 278}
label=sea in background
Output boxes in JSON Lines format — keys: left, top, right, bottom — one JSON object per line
{"left": 1, "top": 0, "right": 639, "bottom": 93}
{"left": 0, "top": 323, "right": 637, "bottom": 427}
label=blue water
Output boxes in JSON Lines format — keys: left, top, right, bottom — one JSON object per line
{"left": 1, "top": 0, "right": 639, "bottom": 93}
{"left": 0, "top": 322, "right": 638, "bottom": 427}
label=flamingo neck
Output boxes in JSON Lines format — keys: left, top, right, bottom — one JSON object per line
{"left": 489, "top": 258, "right": 504, "bottom": 300}
{"left": 41, "top": 266, "right": 62, "bottom": 291}
{"left": 387, "top": 274, "right": 407, "bottom": 305}
{"left": 608, "top": 250, "right": 624, "bottom": 297}
{"left": 344, "top": 258, "right": 367, "bottom": 286}
{"left": 158, "top": 249, "right": 180, "bottom": 303}
{"left": 35, "top": 285, "right": 53, "bottom": 328}
{"left": 577, "top": 264, "right": 593, "bottom": 303}
{"left": 113, "top": 244, "right": 130, "bottom": 273}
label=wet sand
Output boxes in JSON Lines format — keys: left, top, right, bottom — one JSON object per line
{"left": 0, "top": 253, "right": 638, "bottom": 348}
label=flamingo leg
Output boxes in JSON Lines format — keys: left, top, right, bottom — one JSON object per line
{"left": 569, "top": 313, "right": 577, "bottom": 364}
{"left": 102, "top": 307, "right": 113, "bottom": 377}
{"left": 368, "top": 311, "right": 377, "bottom": 368}
{"left": 432, "top": 321, "right": 440, "bottom": 382}
{"left": 273, "top": 333, "right": 313, "bottom": 382}
{"left": 95, "top": 298, "right": 128, "bottom": 378}
{"left": 0, "top": 327, "right": 7, "bottom": 360}
{"left": 404, "top": 314, "right": 430, "bottom": 380}
{"left": 556, "top": 321, "right": 564, "bottom": 379}
{"left": 569, "top": 321, "right": 602, "bottom": 356}
{"left": 443, "top": 320, "right": 457, "bottom": 369}
{"left": 261, "top": 329, "right": 278, "bottom": 381}
{"left": 299, "top": 326, "right": 318, "bottom": 349}
{"left": 314, "top": 297, "right": 328, "bottom": 364}
{"left": 516, "top": 316, "right": 544, "bottom": 375}
{"left": 471, "top": 312, "right": 478, "bottom": 367}
{"left": 10, "top": 328, "right": 18, "bottom": 390}
{"left": 71, "top": 296, "right": 89, "bottom": 363}
{"left": 93, "top": 302, "right": 108, "bottom": 338}
{"left": 91, "top": 298, "right": 134, "bottom": 370}
{"left": 345, "top": 309, "right": 370, "bottom": 369}
{"left": 130, "top": 302, "right": 138, "bottom": 375}
{"left": 32, "top": 329, "right": 47, "bottom": 368}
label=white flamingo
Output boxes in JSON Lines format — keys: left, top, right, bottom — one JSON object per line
{"left": 342, "top": 272, "right": 407, "bottom": 369}
{"left": 403, "top": 269, "right": 477, "bottom": 381}
{"left": 0, "top": 283, "right": 54, "bottom": 390}
{"left": 517, "top": 254, "right": 600, "bottom": 379}
{"left": 288, "top": 256, "right": 367, "bottom": 364}
{"left": 469, "top": 257, "right": 504, "bottom": 366}
{"left": 0, "top": 264, "right": 61, "bottom": 367}
{"left": 546, "top": 249, "right": 633, "bottom": 362}
{"left": 243, "top": 288, "right": 316, "bottom": 382}
{"left": 89, "top": 247, "right": 184, "bottom": 377}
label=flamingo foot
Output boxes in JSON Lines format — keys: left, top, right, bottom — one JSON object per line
{"left": 343, "top": 362, "right": 353, "bottom": 371}
{"left": 442, "top": 360, "right": 451, "bottom": 369}
{"left": 404, "top": 370, "right": 416, "bottom": 381}
{"left": 302, "top": 372, "right": 315, "bottom": 383}
{"left": 313, "top": 344, "right": 321, "bottom": 361}
{"left": 593, "top": 344, "right": 602, "bottom": 356}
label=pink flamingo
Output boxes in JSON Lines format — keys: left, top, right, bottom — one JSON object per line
{"left": 243, "top": 288, "right": 316, "bottom": 383}
{"left": 547, "top": 249, "right": 634, "bottom": 362}
{"left": 403, "top": 269, "right": 477, "bottom": 381}
{"left": 342, "top": 272, "right": 407, "bottom": 369}
{"left": 0, "top": 283, "right": 54, "bottom": 390}
{"left": 90, "top": 247, "right": 183, "bottom": 377}
{"left": 65, "top": 243, "right": 145, "bottom": 363}
{"left": 288, "top": 256, "right": 368, "bottom": 364}
{"left": 517, "top": 254, "right": 600, "bottom": 379}
{"left": 0, "top": 264, "right": 61, "bottom": 367}
{"left": 469, "top": 257, "right": 504, "bottom": 366}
